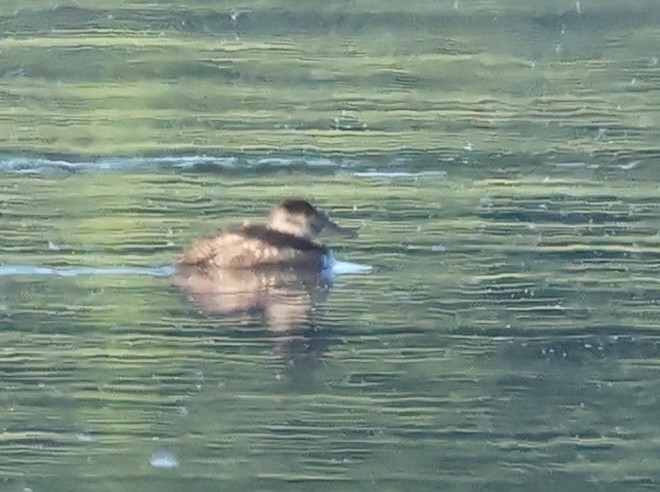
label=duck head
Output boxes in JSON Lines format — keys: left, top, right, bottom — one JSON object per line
{"left": 268, "top": 199, "right": 358, "bottom": 239}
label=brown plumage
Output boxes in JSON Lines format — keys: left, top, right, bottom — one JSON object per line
{"left": 178, "top": 199, "right": 357, "bottom": 270}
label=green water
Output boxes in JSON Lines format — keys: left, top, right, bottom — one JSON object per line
{"left": 2, "top": 1, "right": 660, "bottom": 491}
{"left": 1, "top": 0, "right": 660, "bottom": 157}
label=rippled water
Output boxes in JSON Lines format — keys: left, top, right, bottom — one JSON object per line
{"left": 3, "top": 0, "right": 660, "bottom": 489}
{"left": 1, "top": 153, "right": 660, "bottom": 492}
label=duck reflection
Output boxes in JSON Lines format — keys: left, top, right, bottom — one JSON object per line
{"left": 171, "top": 264, "right": 332, "bottom": 332}
{"left": 172, "top": 261, "right": 339, "bottom": 389}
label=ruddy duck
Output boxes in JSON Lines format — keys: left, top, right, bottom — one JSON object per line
{"left": 178, "top": 199, "right": 358, "bottom": 270}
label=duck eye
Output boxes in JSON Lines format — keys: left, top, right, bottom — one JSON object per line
{"left": 310, "top": 220, "right": 324, "bottom": 233}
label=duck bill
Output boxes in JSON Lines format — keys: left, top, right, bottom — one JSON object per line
{"left": 323, "top": 217, "right": 359, "bottom": 238}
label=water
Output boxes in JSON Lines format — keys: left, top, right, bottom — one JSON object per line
{"left": 2, "top": 154, "right": 659, "bottom": 492}
{"left": 2, "top": 0, "right": 660, "bottom": 490}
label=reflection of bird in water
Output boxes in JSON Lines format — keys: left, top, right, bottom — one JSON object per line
{"left": 171, "top": 265, "right": 332, "bottom": 332}
{"left": 171, "top": 266, "right": 338, "bottom": 389}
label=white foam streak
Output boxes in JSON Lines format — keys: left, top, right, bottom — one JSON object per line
{"left": 0, "top": 265, "right": 174, "bottom": 277}
{"left": 329, "top": 259, "right": 372, "bottom": 274}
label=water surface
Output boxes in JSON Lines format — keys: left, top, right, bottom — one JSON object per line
{"left": 2, "top": 154, "right": 660, "bottom": 492}
{"left": 2, "top": 0, "right": 660, "bottom": 491}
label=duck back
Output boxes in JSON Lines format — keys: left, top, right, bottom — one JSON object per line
{"left": 179, "top": 225, "right": 328, "bottom": 270}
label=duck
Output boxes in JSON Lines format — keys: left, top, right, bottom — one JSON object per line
{"left": 177, "top": 199, "right": 358, "bottom": 271}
